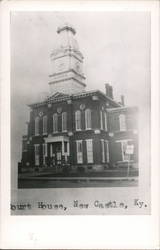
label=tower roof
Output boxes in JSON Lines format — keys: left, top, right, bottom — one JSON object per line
{"left": 51, "top": 22, "right": 81, "bottom": 57}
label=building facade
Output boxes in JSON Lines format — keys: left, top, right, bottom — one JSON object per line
{"left": 20, "top": 23, "right": 138, "bottom": 172}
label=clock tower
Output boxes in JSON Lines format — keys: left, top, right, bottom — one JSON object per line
{"left": 49, "top": 23, "right": 86, "bottom": 94}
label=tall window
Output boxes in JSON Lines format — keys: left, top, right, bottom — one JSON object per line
{"left": 104, "top": 112, "right": 108, "bottom": 131}
{"left": 53, "top": 113, "right": 58, "bottom": 133}
{"left": 101, "top": 139, "right": 105, "bottom": 163}
{"left": 76, "top": 140, "right": 83, "bottom": 163}
{"left": 43, "top": 115, "right": 47, "bottom": 134}
{"left": 100, "top": 111, "right": 103, "bottom": 130}
{"left": 85, "top": 109, "right": 92, "bottom": 130}
{"left": 35, "top": 117, "right": 40, "bottom": 135}
{"left": 42, "top": 143, "right": 47, "bottom": 165}
{"left": 105, "top": 140, "right": 109, "bottom": 162}
{"left": 62, "top": 112, "right": 67, "bottom": 131}
{"left": 119, "top": 114, "right": 126, "bottom": 131}
{"left": 86, "top": 139, "right": 93, "bottom": 163}
{"left": 34, "top": 144, "right": 40, "bottom": 166}
{"left": 75, "top": 110, "right": 81, "bottom": 130}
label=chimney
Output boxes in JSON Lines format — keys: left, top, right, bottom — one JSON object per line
{"left": 121, "top": 95, "right": 125, "bottom": 106}
{"left": 105, "top": 83, "right": 113, "bottom": 99}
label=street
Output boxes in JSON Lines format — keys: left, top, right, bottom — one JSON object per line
{"left": 18, "top": 178, "right": 138, "bottom": 188}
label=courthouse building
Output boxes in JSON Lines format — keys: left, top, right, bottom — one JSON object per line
{"left": 20, "top": 23, "right": 138, "bottom": 172}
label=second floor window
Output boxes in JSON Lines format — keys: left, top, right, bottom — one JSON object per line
{"left": 43, "top": 115, "right": 47, "bottom": 134}
{"left": 53, "top": 113, "right": 58, "bottom": 133}
{"left": 62, "top": 112, "right": 67, "bottom": 131}
{"left": 35, "top": 117, "right": 40, "bottom": 135}
{"left": 100, "top": 111, "right": 103, "bottom": 130}
{"left": 104, "top": 112, "right": 108, "bottom": 131}
{"left": 85, "top": 109, "right": 92, "bottom": 129}
{"left": 119, "top": 114, "right": 126, "bottom": 131}
{"left": 75, "top": 110, "right": 81, "bottom": 130}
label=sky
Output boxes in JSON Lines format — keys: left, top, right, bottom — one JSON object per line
{"left": 11, "top": 11, "right": 150, "bottom": 163}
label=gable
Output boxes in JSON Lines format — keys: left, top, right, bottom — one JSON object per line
{"left": 47, "top": 92, "right": 70, "bottom": 101}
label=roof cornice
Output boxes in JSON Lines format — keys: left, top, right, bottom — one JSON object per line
{"left": 28, "top": 89, "right": 121, "bottom": 108}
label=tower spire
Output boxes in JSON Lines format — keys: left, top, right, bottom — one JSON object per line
{"left": 49, "top": 23, "right": 86, "bottom": 95}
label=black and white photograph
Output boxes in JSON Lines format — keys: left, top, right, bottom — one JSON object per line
{"left": 10, "top": 10, "right": 151, "bottom": 215}
{"left": 0, "top": 0, "right": 159, "bottom": 249}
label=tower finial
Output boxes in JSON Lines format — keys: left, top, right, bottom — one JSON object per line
{"left": 57, "top": 23, "right": 76, "bottom": 35}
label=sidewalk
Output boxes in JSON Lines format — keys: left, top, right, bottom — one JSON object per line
{"left": 19, "top": 168, "right": 138, "bottom": 179}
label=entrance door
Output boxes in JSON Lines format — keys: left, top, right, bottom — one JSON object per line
{"left": 55, "top": 142, "right": 62, "bottom": 165}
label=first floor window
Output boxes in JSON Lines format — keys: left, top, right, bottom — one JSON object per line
{"left": 34, "top": 144, "right": 40, "bottom": 166}
{"left": 76, "top": 140, "right": 83, "bottom": 163}
{"left": 101, "top": 139, "right": 105, "bottom": 163}
{"left": 121, "top": 140, "right": 134, "bottom": 161}
{"left": 42, "top": 144, "right": 47, "bottom": 164}
{"left": 86, "top": 139, "right": 93, "bottom": 163}
{"left": 35, "top": 117, "right": 40, "bottom": 135}
{"left": 116, "top": 139, "right": 133, "bottom": 161}
{"left": 43, "top": 115, "right": 47, "bottom": 134}
{"left": 105, "top": 140, "right": 109, "bottom": 162}
{"left": 53, "top": 113, "right": 58, "bottom": 133}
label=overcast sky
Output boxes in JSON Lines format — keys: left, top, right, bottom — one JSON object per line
{"left": 11, "top": 11, "right": 150, "bottom": 162}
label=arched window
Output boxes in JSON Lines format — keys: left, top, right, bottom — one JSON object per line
{"left": 43, "top": 115, "right": 47, "bottom": 134}
{"left": 119, "top": 114, "right": 126, "bottom": 131}
{"left": 35, "top": 117, "right": 40, "bottom": 135}
{"left": 85, "top": 109, "right": 92, "bottom": 129}
{"left": 75, "top": 110, "right": 81, "bottom": 130}
{"left": 53, "top": 113, "right": 58, "bottom": 133}
{"left": 62, "top": 112, "right": 67, "bottom": 132}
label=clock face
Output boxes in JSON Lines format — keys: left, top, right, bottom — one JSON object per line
{"left": 75, "top": 62, "right": 81, "bottom": 73}
{"left": 58, "top": 63, "right": 65, "bottom": 71}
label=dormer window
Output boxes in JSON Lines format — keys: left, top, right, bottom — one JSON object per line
{"left": 119, "top": 114, "right": 126, "bottom": 131}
